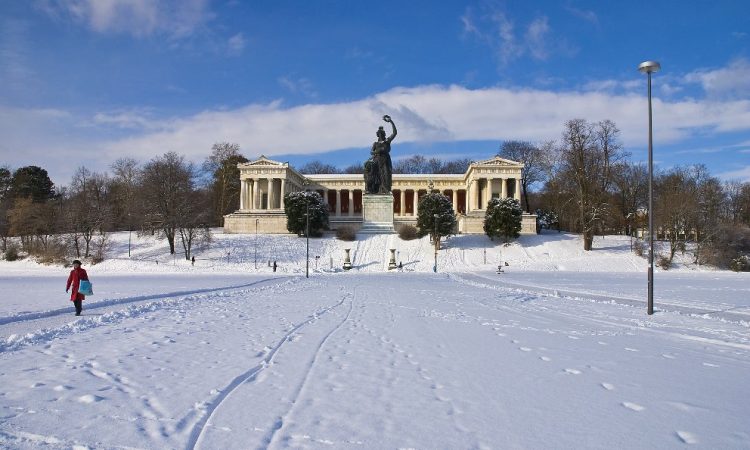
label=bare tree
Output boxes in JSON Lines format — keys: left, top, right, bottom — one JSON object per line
{"left": 110, "top": 157, "right": 140, "bottom": 231}
{"left": 559, "top": 119, "right": 626, "bottom": 250}
{"left": 203, "top": 143, "right": 248, "bottom": 225}
{"left": 141, "top": 152, "right": 195, "bottom": 254}
{"left": 298, "top": 160, "right": 339, "bottom": 174}
{"left": 612, "top": 161, "right": 648, "bottom": 235}
{"left": 498, "top": 141, "right": 547, "bottom": 212}
{"left": 66, "top": 167, "right": 111, "bottom": 258}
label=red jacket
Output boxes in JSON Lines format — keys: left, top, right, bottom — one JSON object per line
{"left": 66, "top": 267, "right": 89, "bottom": 301}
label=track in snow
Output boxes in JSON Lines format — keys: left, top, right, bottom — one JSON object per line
{"left": 0, "top": 277, "right": 294, "bottom": 353}
{"left": 188, "top": 289, "right": 354, "bottom": 450}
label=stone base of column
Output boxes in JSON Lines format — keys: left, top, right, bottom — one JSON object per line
{"left": 360, "top": 194, "right": 395, "bottom": 234}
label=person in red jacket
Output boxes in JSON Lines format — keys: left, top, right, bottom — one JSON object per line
{"left": 66, "top": 260, "right": 89, "bottom": 316}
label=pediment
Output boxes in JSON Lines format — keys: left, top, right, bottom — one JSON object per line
{"left": 473, "top": 156, "right": 522, "bottom": 167}
{"left": 240, "top": 155, "right": 288, "bottom": 167}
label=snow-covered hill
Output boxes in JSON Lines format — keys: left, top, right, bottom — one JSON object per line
{"left": 0, "top": 229, "right": 710, "bottom": 275}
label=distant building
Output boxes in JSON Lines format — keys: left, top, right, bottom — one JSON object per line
{"left": 224, "top": 155, "right": 537, "bottom": 234}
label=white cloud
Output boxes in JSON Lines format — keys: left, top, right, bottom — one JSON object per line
{"left": 227, "top": 32, "right": 245, "bottom": 55}
{"left": 94, "top": 84, "right": 750, "bottom": 161}
{"left": 36, "top": 0, "right": 212, "bottom": 38}
{"left": 565, "top": 6, "right": 599, "bottom": 25}
{"left": 684, "top": 58, "right": 750, "bottom": 98}
{"left": 462, "top": 7, "right": 562, "bottom": 66}
{"left": 525, "top": 17, "right": 550, "bottom": 60}
{"left": 5, "top": 77, "right": 750, "bottom": 184}
{"left": 717, "top": 165, "right": 750, "bottom": 182}
{"left": 277, "top": 76, "right": 317, "bottom": 99}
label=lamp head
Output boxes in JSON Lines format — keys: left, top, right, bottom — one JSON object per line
{"left": 638, "top": 61, "right": 661, "bottom": 74}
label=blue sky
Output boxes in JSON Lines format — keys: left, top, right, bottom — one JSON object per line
{"left": 1, "top": 0, "right": 749, "bottom": 186}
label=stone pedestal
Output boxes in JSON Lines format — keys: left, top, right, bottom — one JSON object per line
{"left": 360, "top": 194, "right": 395, "bottom": 234}
{"left": 388, "top": 249, "right": 397, "bottom": 270}
{"left": 343, "top": 249, "right": 352, "bottom": 270}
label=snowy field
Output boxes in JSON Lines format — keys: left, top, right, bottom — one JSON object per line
{"left": 0, "top": 230, "right": 748, "bottom": 449}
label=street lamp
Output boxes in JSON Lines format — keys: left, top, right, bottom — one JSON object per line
{"left": 127, "top": 212, "right": 132, "bottom": 258}
{"left": 255, "top": 218, "right": 259, "bottom": 269}
{"left": 433, "top": 213, "right": 439, "bottom": 273}
{"left": 639, "top": 60, "right": 660, "bottom": 316}
{"left": 305, "top": 199, "right": 310, "bottom": 278}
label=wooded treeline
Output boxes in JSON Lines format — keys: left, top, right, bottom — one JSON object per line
{"left": 2, "top": 118, "right": 749, "bottom": 268}
{"left": 0, "top": 142, "right": 246, "bottom": 262}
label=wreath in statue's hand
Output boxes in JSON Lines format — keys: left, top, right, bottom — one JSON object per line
{"left": 383, "top": 115, "right": 391, "bottom": 123}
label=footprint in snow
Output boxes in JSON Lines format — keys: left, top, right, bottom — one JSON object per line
{"left": 519, "top": 347, "right": 532, "bottom": 352}
{"left": 625, "top": 348, "right": 639, "bottom": 352}
{"left": 676, "top": 431, "right": 698, "bottom": 444}
{"left": 539, "top": 356, "right": 551, "bottom": 362}
{"left": 702, "top": 362, "right": 720, "bottom": 368}
{"left": 601, "top": 383, "right": 614, "bottom": 391}
{"left": 622, "top": 402, "right": 645, "bottom": 411}
{"left": 662, "top": 354, "right": 676, "bottom": 359}
{"left": 564, "top": 369, "right": 581, "bottom": 375}
{"left": 77, "top": 394, "right": 105, "bottom": 404}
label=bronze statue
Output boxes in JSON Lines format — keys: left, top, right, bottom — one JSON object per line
{"left": 364, "top": 115, "right": 397, "bottom": 194}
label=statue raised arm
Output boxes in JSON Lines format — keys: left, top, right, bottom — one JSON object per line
{"left": 383, "top": 114, "right": 397, "bottom": 143}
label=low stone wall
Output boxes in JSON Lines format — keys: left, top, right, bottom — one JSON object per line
{"left": 459, "top": 213, "right": 537, "bottom": 235}
{"left": 224, "top": 211, "right": 288, "bottom": 234}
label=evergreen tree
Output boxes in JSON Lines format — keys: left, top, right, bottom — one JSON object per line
{"left": 416, "top": 192, "right": 457, "bottom": 245}
{"left": 283, "top": 191, "right": 329, "bottom": 237}
{"left": 484, "top": 198, "right": 523, "bottom": 242}
{"left": 10, "top": 166, "right": 55, "bottom": 202}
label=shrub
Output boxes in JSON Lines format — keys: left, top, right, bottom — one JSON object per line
{"left": 283, "top": 191, "right": 329, "bottom": 237}
{"left": 416, "top": 193, "right": 457, "bottom": 242}
{"left": 336, "top": 225, "right": 356, "bottom": 241}
{"left": 657, "top": 254, "right": 671, "bottom": 270}
{"left": 730, "top": 255, "right": 750, "bottom": 272}
{"left": 398, "top": 224, "right": 418, "bottom": 241}
{"left": 633, "top": 239, "right": 645, "bottom": 257}
{"left": 701, "top": 224, "right": 750, "bottom": 269}
{"left": 4, "top": 244, "right": 19, "bottom": 261}
{"left": 484, "top": 198, "right": 522, "bottom": 243}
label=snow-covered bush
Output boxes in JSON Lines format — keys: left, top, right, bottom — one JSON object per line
{"left": 485, "top": 198, "right": 522, "bottom": 243}
{"left": 730, "top": 255, "right": 750, "bottom": 272}
{"left": 336, "top": 225, "right": 356, "bottom": 241}
{"left": 4, "top": 243, "right": 19, "bottom": 261}
{"left": 416, "top": 193, "right": 457, "bottom": 243}
{"left": 398, "top": 224, "right": 418, "bottom": 241}
{"left": 283, "top": 191, "right": 329, "bottom": 237}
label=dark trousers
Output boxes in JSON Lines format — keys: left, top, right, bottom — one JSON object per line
{"left": 73, "top": 300, "right": 82, "bottom": 315}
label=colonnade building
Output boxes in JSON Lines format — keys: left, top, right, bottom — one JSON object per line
{"left": 224, "top": 155, "right": 537, "bottom": 234}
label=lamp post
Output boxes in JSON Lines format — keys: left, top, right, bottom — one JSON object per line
{"left": 639, "top": 60, "right": 660, "bottom": 316}
{"left": 127, "top": 212, "right": 132, "bottom": 258}
{"left": 433, "top": 213, "right": 439, "bottom": 273}
{"left": 255, "top": 218, "right": 259, "bottom": 269}
{"left": 305, "top": 199, "right": 310, "bottom": 278}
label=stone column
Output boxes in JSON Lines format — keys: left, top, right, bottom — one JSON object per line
{"left": 515, "top": 178, "right": 522, "bottom": 201}
{"left": 412, "top": 189, "right": 418, "bottom": 216}
{"left": 486, "top": 178, "right": 493, "bottom": 207}
{"left": 280, "top": 179, "right": 286, "bottom": 205}
{"left": 335, "top": 189, "right": 341, "bottom": 216}
{"left": 267, "top": 178, "right": 275, "bottom": 210}
{"left": 452, "top": 189, "right": 458, "bottom": 210}
{"left": 239, "top": 179, "right": 247, "bottom": 210}
{"left": 348, "top": 190, "right": 354, "bottom": 217}
{"left": 501, "top": 178, "right": 508, "bottom": 199}
{"left": 470, "top": 179, "right": 478, "bottom": 212}
{"left": 323, "top": 189, "right": 329, "bottom": 207}
{"left": 400, "top": 189, "right": 406, "bottom": 217}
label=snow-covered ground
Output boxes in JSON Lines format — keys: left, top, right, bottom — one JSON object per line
{"left": 1, "top": 230, "right": 748, "bottom": 449}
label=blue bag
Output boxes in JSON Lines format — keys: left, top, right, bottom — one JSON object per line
{"left": 78, "top": 280, "right": 94, "bottom": 296}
